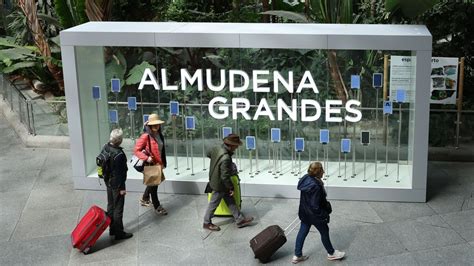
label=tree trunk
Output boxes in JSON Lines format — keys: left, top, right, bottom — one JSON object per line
{"left": 85, "top": 0, "right": 113, "bottom": 21}
{"left": 262, "top": 0, "right": 269, "bottom": 23}
{"left": 327, "top": 50, "right": 348, "bottom": 103}
{"left": 18, "top": 0, "right": 64, "bottom": 94}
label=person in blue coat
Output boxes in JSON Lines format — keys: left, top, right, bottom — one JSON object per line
{"left": 292, "top": 162, "right": 345, "bottom": 264}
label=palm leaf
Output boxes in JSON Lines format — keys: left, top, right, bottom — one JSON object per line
{"left": 126, "top": 61, "right": 156, "bottom": 85}
{"left": 3, "top": 61, "right": 37, "bottom": 73}
{"left": 260, "top": 11, "right": 309, "bottom": 23}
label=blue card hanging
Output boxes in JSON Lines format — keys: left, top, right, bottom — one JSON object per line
{"left": 373, "top": 73, "right": 383, "bottom": 88}
{"left": 320, "top": 129, "right": 329, "bottom": 144}
{"left": 170, "top": 101, "right": 179, "bottom": 116}
{"left": 222, "top": 127, "right": 232, "bottom": 138}
{"left": 92, "top": 86, "right": 101, "bottom": 100}
{"left": 143, "top": 114, "right": 149, "bottom": 124}
{"left": 383, "top": 101, "right": 393, "bottom": 115}
{"left": 185, "top": 116, "right": 195, "bottom": 130}
{"left": 127, "top": 97, "right": 137, "bottom": 111}
{"left": 109, "top": 110, "right": 118, "bottom": 124}
{"left": 341, "top": 139, "right": 351, "bottom": 153}
{"left": 246, "top": 136, "right": 256, "bottom": 150}
{"left": 351, "top": 75, "right": 360, "bottom": 90}
{"left": 295, "top": 138, "right": 305, "bottom": 152}
{"left": 396, "top": 89, "right": 407, "bottom": 103}
{"left": 271, "top": 128, "right": 281, "bottom": 143}
{"left": 111, "top": 78, "right": 121, "bottom": 93}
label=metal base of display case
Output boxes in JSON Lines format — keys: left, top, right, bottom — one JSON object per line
{"left": 77, "top": 155, "right": 425, "bottom": 202}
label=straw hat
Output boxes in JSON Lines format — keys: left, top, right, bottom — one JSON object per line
{"left": 147, "top": 114, "right": 165, "bottom": 125}
{"left": 223, "top": 134, "right": 243, "bottom": 146}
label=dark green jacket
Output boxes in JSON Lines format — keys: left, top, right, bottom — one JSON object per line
{"left": 207, "top": 144, "right": 234, "bottom": 192}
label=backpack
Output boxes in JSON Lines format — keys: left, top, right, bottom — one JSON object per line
{"left": 96, "top": 144, "right": 120, "bottom": 183}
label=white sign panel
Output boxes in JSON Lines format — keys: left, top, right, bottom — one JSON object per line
{"left": 430, "top": 57, "right": 458, "bottom": 105}
{"left": 389, "top": 56, "right": 416, "bottom": 102}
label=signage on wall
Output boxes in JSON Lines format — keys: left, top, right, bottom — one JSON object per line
{"left": 383, "top": 101, "right": 393, "bottom": 114}
{"left": 111, "top": 78, "right": 121, "bottom": 93}
{"left": 137, "top": 68, "right": 362, "bottom": 123}
{"left": 170, "top": 101, "right": 179, "bottom": 116}
{"left": 185, "top": 116, "right": 195, "bottom": 130}
{"left": 109, "top": 110, "right": 118, "bottom": 123}
{"left": 351, "top": 75, "right": 360, "bottom": 90}
{"left": 430, "top": 57, "right": 458, "bottom": 105}
{"left": 320, "top": 129, "right": 329, "bottom": 144}
{"left": 389, "top": 56, "right": 415, "bottom": 102}
{"left": 222, "top": 127, "right": 232, "bottom": 138}
{"left": 373, "top": 73, "right": 383, "bottom": 88}
{"left": 341, "top": 139, "right": 351, "bottom": 153}
{"left": 127, "top": 97, "right": 137, "bottom": 111}
{"left": 92, "top": 86, "right": 101, "bottom": 100}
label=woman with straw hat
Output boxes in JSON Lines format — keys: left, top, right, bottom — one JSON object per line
{"left": 134, "top": 113, "right": 168, "bottom": 215}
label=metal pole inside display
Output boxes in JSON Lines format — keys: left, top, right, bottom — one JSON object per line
{"left": 279, "top": 145, "right": 283, "bottom": 176}
{"left": 129, "top": 111, "right": 135, "bottom": 141}
{"left": 268, "top": 128, "right": 272, "bottom": 174}
{"left": 325, "top": 144, "right": 329, "bottom": 179}
{"left": 384, "top": 114, "right": 389, "bottom": 179}
{"left": 184, "top": 109, "right": 190, "bottom": 171}
{"left": 289, "top": 118, "right": 294, "bottom": 174}
{"left": 338, "top": 122, "right": 342, "bottom": 178}
{"left": 200, "top": 94, "right": 206, "bottom": 171}
{"left": 255, "top": 130, "right": 259, "bottom": 174}
{"left": 374, "top": 91, "right": 379, "bottom": 181}
{"left": 172, "top": 115, "right": 179, "bottom": 175}
{"left": 190, "top": 131, "right": 194, "bottom": 176}
{"left": 396, "top": 103, "right": 402, "bottom": 183}
{"left": 363, "top": 145, "right": 367, "bottom": 182}
{"left": 95, "top": 101, "right": 101, "bottom": 148}
{"left": 344, "top": 153, "right": 348, "bottom": 181}
{"left": 249, "top": 149, "right": 254, "bottom": 178}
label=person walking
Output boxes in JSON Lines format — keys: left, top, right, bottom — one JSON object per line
{"left": 292, "top": 162, "right": 345, "bottom": 263}
{"left": 134, "top": 113, "right": 168, "bottom": 215}
{"left": 203, "top": 134, "right": 254, "bottom": 231}
{"left": 105, "top": 128, "right": 133, "bottom": 240}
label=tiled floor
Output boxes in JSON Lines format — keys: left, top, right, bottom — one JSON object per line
{"left": 0, "top": 110, "right": 473, "bottom": 265}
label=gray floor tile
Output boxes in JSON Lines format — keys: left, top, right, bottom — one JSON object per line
{"left": 70, "top": 257, "right": 137, "bottom": 266}
{"left": 24, "top": 184, "right": 84, "bottom": 211}
{"left": 344, "top": 252, "right": 418, "bottom": 266}
{"left": 343, "top": 223, "right": 406, "bottom": 261}
{"left": 0, "top": 190, "right": 30, "bottom": 242}
{"left": 69, "top": 234, "right": 137, "bottom": 265}
{"left": 369, "top": 201, "right": 435, "bottom": 222}
{"left": 139, "top": 244, "right": 207, "bottom": 265}
{"left": 0, "top": 171, "right": 38, "bottom": 193}
{"left": 0, "top": 234, "right": 71, "bottom": 265}
{"left": 389, "top": 215, "right": 465, "bottom": 252}
{"left": 441, "top": 209, "right": 474, "bottom": 242}
{"left": 34, "top": 149, "right": 74, "bottom": 189}
{"left": 427, "top": 193, "right": 468, "bottom": 214}
{"left": 12, "top": 207, "right": 81, "bottom": 240}
{"left": 329, "top": 201, "right": 383, "bottom": 229}
{"left": 413, "top": 243, "right": 474, "bottom": 265}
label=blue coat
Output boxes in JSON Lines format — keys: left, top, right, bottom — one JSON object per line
{"left": 297, "top": 174, "right": 330, "bottom": 224}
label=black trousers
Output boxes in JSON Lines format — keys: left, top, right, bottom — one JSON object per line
{"left": 143, "top": 185, "right": 160, "bottom": 209}
{"left": 107, "top": 185, "right": 125, "bottom": 234}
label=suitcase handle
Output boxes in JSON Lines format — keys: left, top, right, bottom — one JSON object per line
{"left": 283, "top": 217, "right": 300, "bottom": 236}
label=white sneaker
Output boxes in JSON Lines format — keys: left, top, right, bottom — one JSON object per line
{"left": 291, "top": 255, "right": 308, "bottom": 264}
{"left": 327, "top": 250, "right": 345, "bottom": 261}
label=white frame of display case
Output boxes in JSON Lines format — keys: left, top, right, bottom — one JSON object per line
{"left": 60, "top": 22, "right": 431, "bottom": 202}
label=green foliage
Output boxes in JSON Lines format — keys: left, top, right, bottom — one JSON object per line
{"left": 126, "top": 61, "right": 156, "bottom": 86}
{"left": 54, "top": 0, "right": 88, "bottom": 29}
{"left": 385, "top": 0, "right": 440, "bottom": 19}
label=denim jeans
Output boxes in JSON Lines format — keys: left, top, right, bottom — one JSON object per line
{"left": 294, "top": 221, "right": 335, "bottom": 257}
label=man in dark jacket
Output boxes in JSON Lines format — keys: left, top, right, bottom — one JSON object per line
{"left": 105, "top": 128, "right": 133, "bottom": 240}
{"left": 202, "top": 134, "right": 254, "bottom": 231}
{"left": 292, "top": 162, "right": 344, "bottom": 264}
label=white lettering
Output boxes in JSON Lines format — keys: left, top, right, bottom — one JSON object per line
{"left": 301, "top": 99, "right": 321, "bottom": 122}
{"left": 325, "top": 100, "right": 343, "bottom": 122}
{"left": 208, "top": 97, "right": 228, "bottom": 119}
{"left": 274, "top": 70, "right": 293, "bottom": 93}
{"left": 277, "top": 99, "right": 297, "bottom": 121}
{"left": 253, "top": 98, "right": 275, "bottom": 120}
{"left": 229, "top": 70, "right": 250, "bottom": 92}
{"left": 296, "top": 71, "right": 318, "bottom": 94}
{"left": 253, "top": 70, "right": 270, "bottom": 93}
{"left": 232, "top": 98, "right": 251, "bottom": 120}
{"left": 138, "top": 68, "right": 160, "bottom": 90}
{"left": 180, "top": 69, "right": 203, "bottom": 91}
{"left": 206, "top": 69, "right": 226, "bottom": 92}
{"left": 345, "top": 100, "right": 362, "bottom": 122}
{"left": 161, "top": 69, "right": 178, "bottom": 91}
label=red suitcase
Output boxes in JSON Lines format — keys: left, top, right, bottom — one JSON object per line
{"left": 250, "top": 218, "right": 300, "bottom": 263}
{"left": 71, "top": 205, "right": 111, "bottom": 254}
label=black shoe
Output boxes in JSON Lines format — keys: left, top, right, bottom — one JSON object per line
{"left": 115, "top": 232, "right": 133, "bottom": 240}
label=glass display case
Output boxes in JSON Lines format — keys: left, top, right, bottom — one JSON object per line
{"left": 61, "top": 22, "right": 431, "bottom": 202}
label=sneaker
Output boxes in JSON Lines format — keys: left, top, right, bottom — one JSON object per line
{"left": 236, "top": 217, "right": 254, "bottom": 228}
{"left": 115, "top": 232, "right": 133, "bottom": 240}
{"left": 327, "top": 250, "right": 345, "bottom": 261}
{"left": 140, "top": 199, "right": 151, "bottom": 207}
{"left": 155, "top": 205, "right": 168, "bottom": 215}
{"left": 203, "top": 223, "right": 221, "bottom": 231}
{"left": 291, "top": 255, "right": 308, "bottom": 264}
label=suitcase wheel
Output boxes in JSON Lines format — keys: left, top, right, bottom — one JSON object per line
{"left": 82, "top": 247, "right": 90, "bottom": 255}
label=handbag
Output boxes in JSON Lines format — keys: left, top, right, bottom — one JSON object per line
{"left": 323, "top": 200, "right": 332, "bottom": 214}
{"left": 143, "top": 164, "right": 165, "bottom": 186}
{"left": 131, "top": 135, "right": 152, "bottom": 173}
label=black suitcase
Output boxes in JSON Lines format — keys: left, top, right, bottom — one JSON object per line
{"left": 249, "top": 225, "right": 287, "bottom": 263}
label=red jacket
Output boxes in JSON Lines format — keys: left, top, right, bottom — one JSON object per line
{"left": 134, "top": 133, "right": 164, "bottom": 166}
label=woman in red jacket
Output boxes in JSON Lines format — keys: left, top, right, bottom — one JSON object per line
{"left": 134, "top": 114, "right": 168, "bottom": 215}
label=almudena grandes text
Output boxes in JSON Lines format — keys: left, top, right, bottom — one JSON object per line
{"left": 138, "top": 68, "right": 362, "bottom": 123}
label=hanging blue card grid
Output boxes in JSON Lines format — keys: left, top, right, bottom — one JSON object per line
{"left": 186, "top": 116, "right": 195, "bottom": 130}
{"left": 92, "top": 86, "right": 101, "bottom": 100}
{"left": 341, "top": 139, "right": 351, "bottom": 153}
{"left": 373, "top": 73, "right": 383, "bottom": 88}
{"left": 320, "top": 129, "right": 329, "bottom": 144}
{"left": 396, "top": 89, "right": 407, "bottom": 103}
{"left": 127, "top": 97, "right": 137, "bottom": 111}
{"left": 143, "top": 114, "right": 149, "bottom": 124}
{"left": 246, "top": 136, "right": 256, "bottom": 150}
{"left": 222, "top": 127, "right": 232, "bottom": 138}
{"left": 271, "top": 128, "right": 281, "bottom": 143}
{"left": 295, "top": 138, "right": 305, "bottom": 152}
{"left": 170, "top": 101, "right": 179, "bottom": 115}
{"left": 351, "top": 75, "right": 360, "bottom": 90}
{"left": 109, "top": 110, "right": 118, "bottom": 124}
{"left": 383, "top": 101, "right": 393, "bottom": 115}
{"left": 111, "top": 78, "right": 121, "bottom": 93}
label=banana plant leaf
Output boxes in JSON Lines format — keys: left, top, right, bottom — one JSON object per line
{"left": 2, "top": 61, "right": 37, "bottom": 73}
